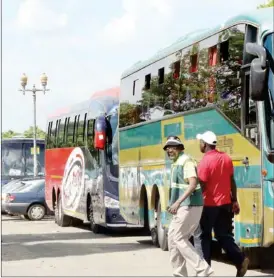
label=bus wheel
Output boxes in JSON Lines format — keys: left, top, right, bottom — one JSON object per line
{"left": 241, "top": 247, "right": 260, "bottom": 269}
{"left": 157, "top": 201, "right": 168, "bottom": 251}
{"left": 151, "top": 227, "right": 159, "bottom": 247}
{"left": 55, "top": 195, "right": 71, "bottom": 227}
{"left": 89, "top": 203, "right": 101, "bottom": 234}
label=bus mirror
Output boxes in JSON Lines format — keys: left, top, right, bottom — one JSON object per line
{"left": 94, "top": 115, "right": 107, "bottom": 150}
{"left": 246, "top": 42, "right": 268, "bottom": 101}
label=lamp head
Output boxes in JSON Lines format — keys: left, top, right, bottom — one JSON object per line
{"left": 20, "top": 73, "right": 28, "bottom": 88}
{"left": 40, "top": 73, "right": 48, "bottom": 87}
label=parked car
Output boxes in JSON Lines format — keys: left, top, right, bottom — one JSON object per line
{"left": 3, "top": 178, "right": 46, "bottom": 220}
{"left": 1, "top": 177, "right": 40, "bottom": 213}
{"left": 1, "top": 179, "right": 23, "bottom": 214}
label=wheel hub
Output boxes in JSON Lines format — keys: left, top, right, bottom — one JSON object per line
{"left": 30, "top": 206, "right": 44, "bottom": 219}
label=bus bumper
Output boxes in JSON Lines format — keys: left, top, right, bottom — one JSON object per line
{"left": 105, "top": 208, "right": 143, "bottom": 228}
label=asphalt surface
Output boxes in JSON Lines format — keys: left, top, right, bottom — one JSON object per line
{"left": 1, "top": 214, "right": 274, "bottom": 276}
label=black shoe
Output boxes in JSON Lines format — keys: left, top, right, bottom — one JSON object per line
{"left": 236, "top": 257, "right": 249, "bottom": 277}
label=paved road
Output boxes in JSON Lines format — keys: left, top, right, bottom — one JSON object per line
{"left": 1, "top": 215, "right": 273, "bottom": 276}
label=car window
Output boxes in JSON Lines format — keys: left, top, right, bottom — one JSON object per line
{"left": 17, "top": 180, "right": 45, "bottom": 193}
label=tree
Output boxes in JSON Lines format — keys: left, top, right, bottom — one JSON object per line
{"left": 2, "top": 130, "right": 21, "bottom": 139}
{"left": 23, "top": 126, "right": 46, "bottom": 139}
{"left": 1, "top": 126, "right": 46, "bottom": 139}
{"left": 257, "top": 0, "right": 274, "bottom": 8}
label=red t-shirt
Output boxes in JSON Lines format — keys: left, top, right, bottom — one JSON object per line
{"left": 197, "top": 149, "right": 233, "bottom": 206}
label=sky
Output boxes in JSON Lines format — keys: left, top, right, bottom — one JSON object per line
{"left": 2, "top": 0, "right": 266, "bottom": 133}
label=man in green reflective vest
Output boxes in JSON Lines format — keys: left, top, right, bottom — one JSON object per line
{"left": 164, "top": 135, "right": 213, "bottom": 277}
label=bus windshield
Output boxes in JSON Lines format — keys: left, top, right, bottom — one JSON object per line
{"left": 264, "top": 32, "right": 274, "bottom": 150}
{"left": 265, "top": 33, "right": 274, "bottom": 103}
{"left": 106, "top": 107, "right": 119, "bottom": 177}
{"left": 1, "top": 140, "right": 45, "bottom": 180}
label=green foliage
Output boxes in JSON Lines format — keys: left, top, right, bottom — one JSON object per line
{"left": 257, "top": 0, "right": 274, "bottom": 8}
{"left": 2, "top": 130, "right": 21, "bottom": 139}
{"left": 23, "top": 126, "right": 46, "bottom": 139}
{"left": 2, "top": 126, "right": 46, "bottom": 139}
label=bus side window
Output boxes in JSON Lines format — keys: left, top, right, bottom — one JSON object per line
{"left": 54, "top": 119, "right": 60, "bottom": 148}
{"left": 67, "top": 116, "right": 75, "bottom": 146}
{"left": 87, "top": 119, "right": 95, "bottom": 150}
{"left": 57, "top": 118, "right": 65, "bottom": 147}
{"left": 51, "top": 121, "right": 56, "bottom": 148}
{"left": 46, "top": 121, "right": 53, "bottom": 149}
{"left": 87, "top": 119, "right": 99, "bottom": 160}
{"left": 77, "top": 113, "right": 87, "bottom": 146}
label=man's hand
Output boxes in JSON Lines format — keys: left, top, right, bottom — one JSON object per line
{"left": 168, "top": 201, "right": 180, "bottom": 215}
{"left": 232, "top": 201, "right": 240, "bottom": 215}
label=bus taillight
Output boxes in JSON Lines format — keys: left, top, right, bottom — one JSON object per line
{"left": 94, "top": 115, "right": 107, "bottom": 150}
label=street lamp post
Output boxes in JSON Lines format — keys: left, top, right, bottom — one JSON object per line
{"left": 19, "top": 73, "right": 49, "bottom": 177}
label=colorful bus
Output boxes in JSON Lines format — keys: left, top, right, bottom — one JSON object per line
{"left": 1, "top": 137, "right": 45, "bottom": 185}
{"left": 45, "top": 87, "right": 129, "bottom": 232}
{"left": 117, "top": 6, "right": 274, "bottom": 259}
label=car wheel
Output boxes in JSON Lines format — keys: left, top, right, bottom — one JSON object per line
{"left": 23, "top": 214, "right": 30, "bottom": 220}
{"left": 27, "top": 204, "right": 46, "bottom": 221}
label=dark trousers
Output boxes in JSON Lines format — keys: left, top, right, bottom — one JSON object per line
{"left": 200, "top": 204, "right": 245, "bottom": 267}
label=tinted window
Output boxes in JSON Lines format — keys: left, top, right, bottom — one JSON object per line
{"left": 119, "top": 24, "right": 245, "bottom": 130}
{"left": 106, "top": 108, "right": 118, "bottom": 177}
{"left": 77, "top": 113, "right": 87, "bottom": 146}
{"left": 24, "top": 143, "right": 45, "bottom": 176}
{"left": 18, "top": 180, "right": 44, "bottom": 192}
{"left": 2, "top": 142, "right": 24, "bottom": 176}
{"left": 87, "top": 119, "right": 99, "bottom": 159}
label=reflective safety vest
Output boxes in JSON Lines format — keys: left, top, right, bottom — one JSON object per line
{"left": 169, "top": 152, "right": 203, "bottom": 207}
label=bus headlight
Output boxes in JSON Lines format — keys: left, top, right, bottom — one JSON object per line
{"left": 104, "top": 196, "right": 119, "bottom": 209}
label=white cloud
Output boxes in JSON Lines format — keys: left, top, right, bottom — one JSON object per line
{"left": 16, "top": 0, "right": 68, "bottom": 31}
{"left": 102, "top": 0, "right": 174, "bottom": 45}
{"left": 103, "top": 13, "right": 136, "bottom": 44}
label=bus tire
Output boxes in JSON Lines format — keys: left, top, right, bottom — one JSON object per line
{"left": 89, "top": 203, "right": 101, "bottom": 234}
{"left": 241, "top": 247, "right": 260, "bottom": 269}
{"left": 71, "top": 217, "right": 84, "bottom": 227}
{"left": 55, "top": 194, "right": 72, "bottom": 227}
{"left": 151, "top": 227, "right": 159, "bottom": 247}
{"left": 157, "top": 201, "right": 168, "bottom": 251}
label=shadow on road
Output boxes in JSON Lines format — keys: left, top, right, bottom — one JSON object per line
{"left": 206, "top": 241, "right": 274, "bottom": 275}
{"left": 1, "top": 215, "right": 54, "bottom": 222}
{"left": 2, "top": 231, "right": 105, "bottom": 245}
{"left": 2, "top": 240, "right": 153, "bottom": 262}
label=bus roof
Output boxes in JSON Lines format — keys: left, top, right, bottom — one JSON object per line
{"left": 91, "top": 86, "right": 120, "bottom": 98}
{"left": 2, "top": 138, "right": 45, "bottom": 143}
{"left": 121, "top": 7, "right": 274, "bottom": 79}
{"left": 48, "top": 87, "right": 120, "bottom": 119}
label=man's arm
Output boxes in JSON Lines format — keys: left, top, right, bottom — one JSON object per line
{"left": 197, "top": 158, "right": 208, "bottom": 190}
{"left": 231, "top": 175, "right": 238, "bottom": 202}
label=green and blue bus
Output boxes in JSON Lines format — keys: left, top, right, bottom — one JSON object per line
{"left": 115, "top": 7, "right": 274, "bottom": 260}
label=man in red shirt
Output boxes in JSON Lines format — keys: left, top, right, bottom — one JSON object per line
{"left": 196, "top": 131, "right": 249, "bottom": 277}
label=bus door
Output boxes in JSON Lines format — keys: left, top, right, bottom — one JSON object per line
{"left": 89, "top": 115, "right": 107, "bottom": 225}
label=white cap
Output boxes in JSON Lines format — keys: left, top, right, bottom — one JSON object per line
{"left": 196, "top": 131, "right": 217, "bottom": 145}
